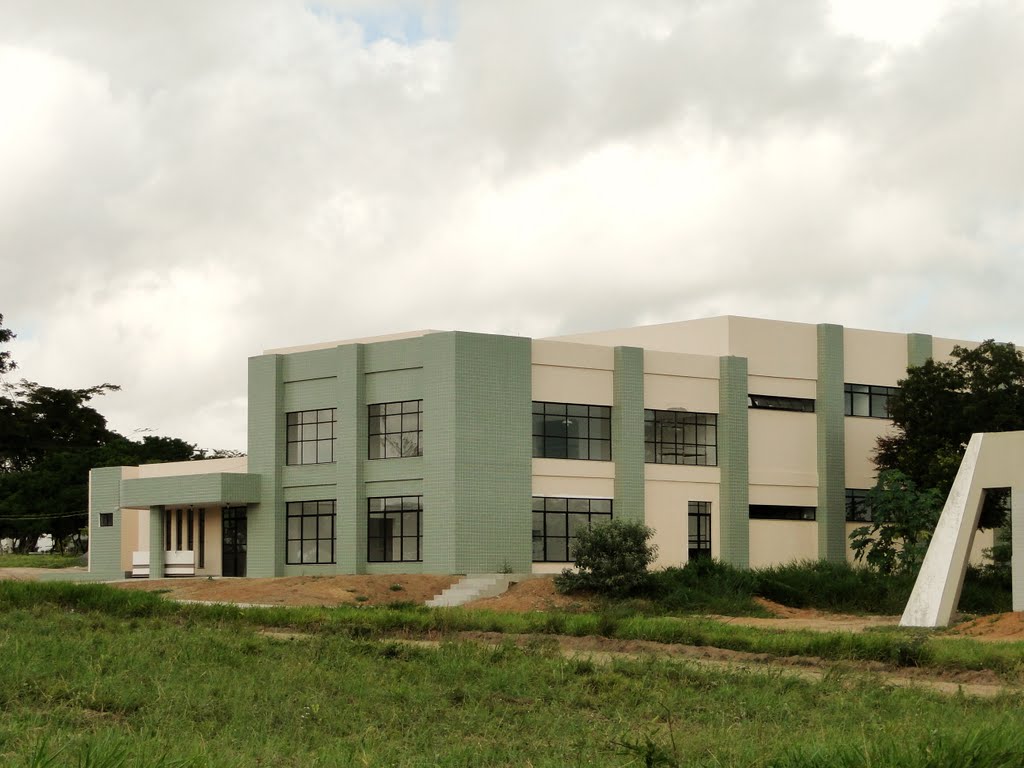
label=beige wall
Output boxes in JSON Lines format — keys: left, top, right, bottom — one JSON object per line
{"left": 933, "top": 336, "right": 979, "bottom": 363}
{"left": 844, "top": 328, "right": 907, "bottom": 385}
{"left": 551, "top": 316, "right": 731, "bottom": 357}
{"left": 748, "top": 411, "right": 817, "bottom": 487}
{"left": 136, "top": 457, "right": 247, "bottom": 478}
{"left": 844, "top": 418, "right": 895, "bottom": 488}
{"left": 725, "top": 317, "right": 818, "bottom": 379}
{"left": 532, "top": 340, "right": 614, "bottom": 405}
{"left": 749, "top": 520, "right": 818, "bottom": 567}
{"left": 645, "top": 471, "right": 719, "bottom": 568}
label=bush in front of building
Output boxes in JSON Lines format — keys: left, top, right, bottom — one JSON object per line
{"left": 554, "top": 520, "right": 657, "bottom": 598}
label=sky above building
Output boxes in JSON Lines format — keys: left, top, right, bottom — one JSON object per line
{"left": 1, "top": 0, "right": 1022, "bottom": 451}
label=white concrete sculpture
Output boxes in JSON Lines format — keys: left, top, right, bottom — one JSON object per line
{"left": 901, "top": 431, "right": 1024, "bottom": 628}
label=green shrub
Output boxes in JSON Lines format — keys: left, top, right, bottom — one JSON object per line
{"left": 554, "top": 520, "right": 656, "bottom": 598}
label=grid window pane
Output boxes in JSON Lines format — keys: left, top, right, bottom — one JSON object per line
{"left": 367, "top": 496, "right": 423, "bottom": 562}
{"left": 845, "top": 383, "right": 899, "bottom": 418}
{"left": 532, "top": 401, "right": 612, "bottom": 461}
{"left": 285, "top": 500, "right": 336, "bottom": 564}
{"left": 531, "top": 497, "right": 613, "bottom": 562}
{"left": 285, "top": 408, "right": 337, "bottom": 466}
{"left": 644, "top": 410, "right": 718, "bottom": 466}
{"left": 367, "top": 400, "right": 423, "bottom": 459}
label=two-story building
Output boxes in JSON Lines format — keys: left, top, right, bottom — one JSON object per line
{"left": 87, "top": 316, "right": 994, "bottom": 579}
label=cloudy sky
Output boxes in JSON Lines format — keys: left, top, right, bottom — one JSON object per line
{"left": 1, "top": 0, "right": 1022, "bottom": 451}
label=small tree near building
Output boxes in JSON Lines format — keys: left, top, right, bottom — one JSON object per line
{"left": 554, "top": 519, "right": 657, "bottom": 597}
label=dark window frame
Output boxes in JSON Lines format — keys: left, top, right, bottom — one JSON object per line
{"left": 532, "top": 401, "right": 612, "bottom": 461}
{"left": 367, "top": 496, "right": 423, "bottom": 563}
{"left": 286, "top": 408, "right": 337, "bottom": 465}
{"left": 748, "top": 394, "right": 815, "bottom": 413}
{"left": 368, "top": 400, "right": 423, "bottom": 459}
{"left": 645, "top": 409, "right": 718, "bottom": 466}
{"left": 285, "top": 500, "right": 336, "bottom": 565}
{"left": 99, "top": 512, "right": 113, "bottom": 528}
{"left": 532, "top": 496, "right": 613, "bottom": 562}
{"left": 846, "top": 488, "right": 872, "bottom": 522}
{"left": 688, "top": 501, "right": 712, "bottom": 561}
{"left": 749, "top": 505, "right": 817, "bottom": 521}
{"left": 844, "top": 383, "right": 898, "bottom": 419}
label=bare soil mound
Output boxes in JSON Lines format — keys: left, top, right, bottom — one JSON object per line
{"left": 113, "top": 574, "right": 457, "bottom": 607}
{"left": 948, "top": 612, "right": 1024, "bottom": 641}
{"left": 464, "top": 576, "right": 598, "bottom": 612}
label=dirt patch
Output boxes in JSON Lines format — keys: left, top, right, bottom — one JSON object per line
{"left": 948, "top": 612, "right": 1024, "bottom": 641}
{"left": 0, "top": 567, "right": 87, "bottom": 581}
{"left": 463, "top": 576, "right": 598, "bottom": 613}
{"left": 707, "top": 597, "right": 901, "bottom": 633}
{"left": 396, "top": 631, "right": 1013, "bottom": 698}
{"left": 113, "top": 574, "right": 457, "bottom": 607}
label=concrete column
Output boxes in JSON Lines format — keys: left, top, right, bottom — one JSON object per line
{"left": 149, "top": 505, "right": 165, "bottom": 579}
{"left": 718, "top": 356, "right": 749, "bottom": 568}
{"left": 613, "top": 346, "right": 645, "bottom": 524}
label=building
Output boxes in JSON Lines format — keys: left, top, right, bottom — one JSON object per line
{"left": 87, "top": 316, "right": 994, "bottom": 580}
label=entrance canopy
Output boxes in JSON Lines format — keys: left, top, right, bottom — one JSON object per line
{"left": 120, "top": 473, "right": 261, "bottom": 509}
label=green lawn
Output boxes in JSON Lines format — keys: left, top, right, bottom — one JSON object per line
{"left": 2, "top": 583, "right": 1024, "bottom": 767}
{"left": 0, "top": 553, "right": 84, "bottom": 569}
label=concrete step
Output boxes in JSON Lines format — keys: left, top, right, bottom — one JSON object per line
{"left": 425, "top": 573, "right": 535, "bottom": 607}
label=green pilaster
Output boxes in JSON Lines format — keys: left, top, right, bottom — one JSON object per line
{"left": 718, "top": 356, "right": 749, "bottom": 568}
{"left": 423, "top": 332, "right": 532, "bottom": 573}
{"left": 247, "top": 354, "right": 285, "bottom": 577}
{"left": 613, "top": 346, "right": 645, "bottom": 523}
{"left": 149, "top": 506, "right": 165, "bottom": 579}
{"left": 816, "top": 323, "right": 846, "bottom": 563}
{"left": 336, "top": 344, "right": 366, "bottom": 573}
{"left": 907, "top": 333, "right": 933, "bottom": 368}
{"left": 88, "top": 466, "right": 124, "bottom": 579}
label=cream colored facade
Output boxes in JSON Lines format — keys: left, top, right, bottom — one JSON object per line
{"left": 89, "top": 315, "right": 993, "bottom": 579}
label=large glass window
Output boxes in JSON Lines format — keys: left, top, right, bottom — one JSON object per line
{"left": 645, "top": 409, "right": 717, "bottom": 465}
{"left": 286, "top": 409, "right": 337, "bottom": 465}
{"left": 845, "top": 384, "right": 898, "bottom": 419}
{"left": 688, "top": 501, "right": 712, "bottom": 561}
{"left": 368, "top": 400, "right": 423, "bottom": 459}
{"left": 532, "top": 402, "right": 611, "bottom": 461}
{"left": 368, "top": 496, "right": 422, "bottom": 562}
{"left": 846, "top": 488, "right": 872, "bottom": 522}
{"left": 532, "top": 497, "right": 612, "bottom": 562}
{"left": 748, "top": 394, "right": 815, "bottom": 413}
{"left": 749, "top": 505, "right": 816, "bottom": 521}
{"left": 286, "top": 500, "right": 336, "bottom": 565}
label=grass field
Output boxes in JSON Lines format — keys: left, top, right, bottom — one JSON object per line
{"left": 0, "top": 553, "right": 84, "bottom": 569}
{"left": 3, "top": 583, "right": 1024, "bottom": 767}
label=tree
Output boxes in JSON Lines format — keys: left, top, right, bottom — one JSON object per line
{"left": 875, "top": 340, "right": 1024, "bottom": 528}
{"left": 849, "top": 469, "right": 944, "bottom": 574}
{"left": 0, "top": 314, "right": 14, "bottom": 375}
{"left": 554, "top": 519, "right": 657, "bottom": 597}
{"left": 0, "top": 318, "right": 204, "bottom": 553}
{"left": 860, "top": 340, "right": 1024, "bottom": 572}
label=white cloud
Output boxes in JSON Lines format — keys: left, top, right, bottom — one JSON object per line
{"left": 1, "top": 0, "right": 1023, "bottom": 449}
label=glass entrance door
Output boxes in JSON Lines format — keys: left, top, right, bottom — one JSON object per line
{"left": 222, "top": 506, "right": 247, "bottom": 577}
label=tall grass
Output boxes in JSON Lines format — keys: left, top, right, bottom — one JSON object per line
{"left": 4, "top": 596, "right": 1024, "bottom": 767}
{"left": 3, "top": 582, "right": 1023, "bottom": 674}
{"left": 636, "top": 558, "right": 1012, "bottom": 617}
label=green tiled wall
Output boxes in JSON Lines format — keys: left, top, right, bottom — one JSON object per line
{"left": 718, "top": 356, "right": 749, "bottom": 568}
{"left": 422, "top": 332, "right": 532, "bottom": 573}
{"left": 816, "top": 323, "right": 845, "bottom": 562}
{"left": 613, "top": 346, "right": 645, "bottom": 523}
{"left": 148, "top": 506, "right": 165, "bottom": 578}
{"left": 907, "top": 333, "right": 933, "bottom": 368}
{"left": 247, "top": 354, "right": 285, "bottom": 577}
{"left": 88, "top": 467, "right": 124, "bottom": 579}
{"left": 335, "top": 343, "right": 366, "bottom": 573}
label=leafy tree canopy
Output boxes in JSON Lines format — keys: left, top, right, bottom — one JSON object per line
{"left": 0, "top": 317, "right": 221, "bottom": 554}
{"left": 875, "top": 340, "right": 1024, "bottom": 529}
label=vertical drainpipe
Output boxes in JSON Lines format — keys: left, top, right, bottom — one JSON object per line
{"left": 718, "top": 356, "right": 749, "bottom": 568}
{"left": 816, "top": 323, "right": 846, "bottom": 562}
